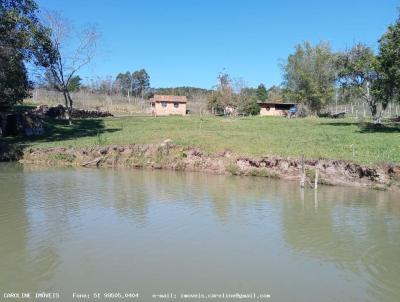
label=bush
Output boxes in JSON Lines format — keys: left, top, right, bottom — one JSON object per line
{"left": 225, "top": 163, "right": 240, "bottom": 175}
{"left": 238, "top": 96, "right": 260, "bottom": 116}
{"left": 49, "top": 153, "right": 75, "bottom": 162}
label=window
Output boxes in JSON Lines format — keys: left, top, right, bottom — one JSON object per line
{"left": 276, "top": 104, "right": 291, "bottom": 110}
{"left": 174, "top": 102, "right": 179, "bottom": 108}
{"left": 266, "top": 106, "right": 270, "bottom": 111}
{"left": 161, "top": 102, "right": 167, "bottom": 107}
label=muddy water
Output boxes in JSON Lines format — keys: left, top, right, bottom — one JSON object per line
{"left": 0, "top": 164, "right": 399, "bottom": 302}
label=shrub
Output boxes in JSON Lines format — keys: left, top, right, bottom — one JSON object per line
{"left": 249, "top": 168, "right": 278, "bottom": 178}
{"left": 49, "top": 153, "right": 75, "bottom": 162}
{"left": 225, "top": 163, "right": 240, "bottom": 175}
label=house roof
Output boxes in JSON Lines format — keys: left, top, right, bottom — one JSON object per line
{"left": 257, "top": 101, "right": 297, "bottom": 106}
{"left": 150, "top": 95, "right": 187, "bottom": 103}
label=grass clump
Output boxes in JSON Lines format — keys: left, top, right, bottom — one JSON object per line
{"left": 225, "top": 163, "right": 240, "bottom": 175}
{"left": 249, "top": 168, "right": 278, "bottom": 178}
{"left": 48, "top": 153, "right": 75, "bottom": 163}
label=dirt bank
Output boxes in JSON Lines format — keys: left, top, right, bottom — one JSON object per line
{"left": 0, "top": 143, "right": 23, "bottom": 161}
{"left": 16, "top": 139, "right": 400, "bottom": 191}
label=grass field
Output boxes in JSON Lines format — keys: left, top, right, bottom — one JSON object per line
{"left": 5, "top": 116, "right": 400, "bottom": 165}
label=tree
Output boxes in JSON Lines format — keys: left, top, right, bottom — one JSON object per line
{"left": 238, "top": 94, "right": 260, "bottom": 116}
{"left": 207, "top": 72, "right": 235, "bottom": 113}
{"left": 336, "top": 44, "right": 381, "bottom": 122}
{"left": 255, "top": 84, "right": 268, "bottom": 101}
{"left": 131, "top": 69, "right": 150, "bottom": 98}
{"left": 41, "top": 11, "right": 99, "bottom": 121}
{"left": 375, "top": 13, "right": 400, "bottom": 107}
{"left": 282, "top": 41, "right": 336, "bottom": 114}
{"left": 0, "top": 0, "right": 53, "bottom": 111}
{"left": 116, "top": 72, "right": 133, "bottom": 102}
{"left": 267, "top": 85, "right": 284, "bottom": 102}
{"left": 0, "top": 49, "right": 30, "bottom": 111}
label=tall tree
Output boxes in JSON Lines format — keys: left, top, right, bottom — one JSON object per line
{"left": 131, "top": 69, "right": 150, "bottom": 98}
{"left": 282, "top": 41, "right": 336, "bottom": 114}
{"left": 374, "top": 13, "right": 400, "bottom": 107}
{"left": 255, "top": 84, "right": 268, "bottom": 101}
{"left": 116, "top": 72, "right": 132, "bottom": 102}
{"left": 207, "top": 72, "right": 235, "bottom": 113}
{"left": 41, "top": 11, "right": 99, "bottom": 122}
{"left": 0, "top": 0, "right": 53, "bottom": 111}
{"left": 0, "top": 48, "right": 30, "bottom": 111}
{"left": 336, "top": 44, "right": 381, "bottom": 122}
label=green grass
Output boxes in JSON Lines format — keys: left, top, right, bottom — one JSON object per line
{"left": 48, "top": 153, "right": 76, "bottom": 162}
{"left": 3, "top": 116, "right": 400, "bottom": 165}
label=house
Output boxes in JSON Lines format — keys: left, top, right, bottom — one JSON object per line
{"left": 258, "top": 102, "right": 297, "bottom": 116}
{"left": 150, "top": 95, "right": 187, "bottom": 116}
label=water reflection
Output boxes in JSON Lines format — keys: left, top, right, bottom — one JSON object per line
{"left": 281, "top": 188, "right": 400, "bottom": 301}
{"left": 0, "top": 165, "right": 399, "bottom": 301}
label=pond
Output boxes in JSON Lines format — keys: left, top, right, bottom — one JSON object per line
{"left": 0, "top": 164, "right": 399, "bottom": 301}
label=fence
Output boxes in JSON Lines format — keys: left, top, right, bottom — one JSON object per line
{"left": 327, "top": 101, "right": 399, "bottom": 119}
{"left": 29, "top": 89, "right": 151, "bottom": 115}
{"left": 28, "top": 89, "right": 209, "bottom": 116}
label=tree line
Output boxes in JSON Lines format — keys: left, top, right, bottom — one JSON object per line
{"left": 208, "top": 13, "right": 400, "bottom": 120}
{"left": 206, "top": 73, "right": 285, "bottom": 116}
{"left": 1, "top": 0, "right": 400, "bottom": 122}
{"left": 282, "top": 15, "right": 400, "bottom": 123}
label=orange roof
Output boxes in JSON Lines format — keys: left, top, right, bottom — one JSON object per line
{"left": 150, "top": 95, "right": 187, "bottom": 103}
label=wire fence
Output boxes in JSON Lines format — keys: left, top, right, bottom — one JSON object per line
{"left": 327, "top": 102, "right": 399, "bottom": 119}
{"left": 28, "top": 89, "right": 399, "bottom": 118}
{"left": 29, "top": 89, "right": 151, "bottom": 115}
{"left": 28, "top": 89, "right": 209, "bottom": 116}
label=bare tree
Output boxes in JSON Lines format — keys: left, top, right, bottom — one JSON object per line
{"left": 43, "top": 11, "right": 99, "bottom": 122}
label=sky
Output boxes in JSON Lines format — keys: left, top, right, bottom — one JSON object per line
{"left": 37, "top": 0, "right": 399, "bottom": 89}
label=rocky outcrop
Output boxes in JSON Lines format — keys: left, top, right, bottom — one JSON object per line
{"left": 19, "top": 140, "right": 400, "bottom": 191}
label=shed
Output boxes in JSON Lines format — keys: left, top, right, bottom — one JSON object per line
{"left": 150, "top": 95, "right": 187, "bottom": 116}
{"left": 258, "top": 102, "right": 297, "bottom": 116}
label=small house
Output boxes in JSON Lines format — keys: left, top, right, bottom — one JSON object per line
{"left": 150, "top": 95, "right": 187, "bottom": 116}
{"left": 258, "top": 102, "right": 297, "bottom": 117}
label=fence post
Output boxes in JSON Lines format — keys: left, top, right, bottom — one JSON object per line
{"left": 300, "top": 155, "right": 305, "bottom": 188}
{"left": 314, "top": 168, "right": 319, "bottom": 190}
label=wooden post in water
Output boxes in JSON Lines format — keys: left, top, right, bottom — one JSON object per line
{"left": 314, "top": 188, "right": 318, "bottom": 210}
{"left": 300, "top": 155, "right": 305, "bottom": 188}
{"left": 314, "top": 168, "right": 319, "bottom": 190}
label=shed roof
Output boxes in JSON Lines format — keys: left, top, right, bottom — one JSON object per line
{"left": 257, "top": 101, "right": 297, "bottom": 106}
{"left": 150, "top": 95, "right": 187, "bottom": 103}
